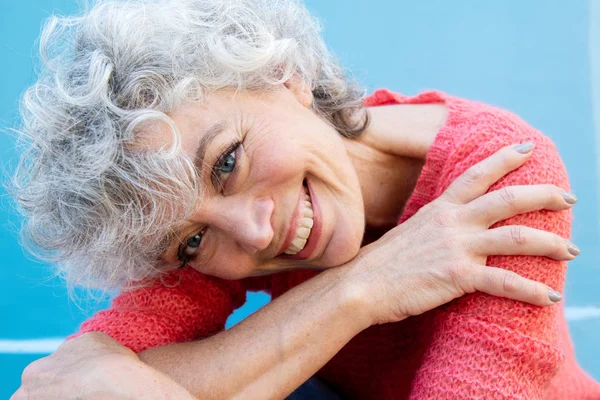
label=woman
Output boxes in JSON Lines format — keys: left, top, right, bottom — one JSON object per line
{"left": 11, "top": 0, "right": 599, "bottom": 399}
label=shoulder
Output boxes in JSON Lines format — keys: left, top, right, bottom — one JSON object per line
{"left": 447, "top": 96, "right": 556, "bottom": 154}
{"left": 401, "top": 93, "right": 571, "bottom": 219}
{"left": 366, "top": 89, "right": 569, "bottom": 190}
{"left": 438, "top": 95, "right": 568, "bottom": 189}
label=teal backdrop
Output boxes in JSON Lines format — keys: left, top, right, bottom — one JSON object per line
{"left": 1, "top": 0, "right": 599, "bottom": 397}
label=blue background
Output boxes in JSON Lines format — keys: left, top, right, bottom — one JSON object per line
{"left": 1, "top": 0, "right": 599, "bottom": 397}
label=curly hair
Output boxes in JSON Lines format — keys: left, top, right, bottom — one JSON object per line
{"left": 11, "top": 0, "right": 368, "bottom": 291}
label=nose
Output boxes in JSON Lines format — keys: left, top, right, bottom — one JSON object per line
{"left": 210, "top": 195, "right": 275, "bottom": 254}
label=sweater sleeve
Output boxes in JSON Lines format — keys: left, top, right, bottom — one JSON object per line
{"left": 409, "top": 109, "right": 571, "bottom": 399}
{"left": 72, "top": 267, "right": 251, "bottom": 353}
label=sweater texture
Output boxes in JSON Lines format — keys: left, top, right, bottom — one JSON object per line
{"left": 75, "top": 90, "right": 600, "bottom": 399}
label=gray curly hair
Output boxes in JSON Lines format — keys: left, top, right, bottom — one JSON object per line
{"left": 11, "top": 0, "right": 368, "bottom": 291}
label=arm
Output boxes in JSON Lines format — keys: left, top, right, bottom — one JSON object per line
{"left": 136, "top": 145, "right": 576, "bottom": 400}
{"left": 139, "top": 266, "right": 368, "bottom": 400}
{"left": 15, "top": 146, "right": 576, "bottom": 400}
{"left": 408, "top": 113, "right": 571, "bottom": 399}
{"left": 72, "top": 267, "right": 251, "bottom": 353}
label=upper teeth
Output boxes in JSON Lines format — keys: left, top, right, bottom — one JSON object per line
{"left": 284, "top": 187, "right": 314, "bottom": 255}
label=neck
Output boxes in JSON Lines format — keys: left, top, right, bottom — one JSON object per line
{"left": 343, "top": 103, "right": 447, "bottom": 236}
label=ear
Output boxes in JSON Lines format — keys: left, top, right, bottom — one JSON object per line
{"left": 283, "top": 73, "right": 313, "bottom": 108}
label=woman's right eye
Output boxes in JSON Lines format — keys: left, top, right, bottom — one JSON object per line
{"left": 183, "top": 232, "right": 203, "bottom": 257}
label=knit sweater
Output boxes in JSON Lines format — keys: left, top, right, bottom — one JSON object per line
{"left": 76, "top": 90, "right": 600, "bottom": 399}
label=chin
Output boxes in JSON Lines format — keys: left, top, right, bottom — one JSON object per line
{"left": 318, "top": 231, "right": 363, "bottom": 269}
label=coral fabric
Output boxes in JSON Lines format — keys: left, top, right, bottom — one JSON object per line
{"left": 75, "top": 90, "right": 600, "bottom": 399}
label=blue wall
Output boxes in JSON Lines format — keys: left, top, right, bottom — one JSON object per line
{"left": 1, "top": 1, "right": 598, "bottom": 397}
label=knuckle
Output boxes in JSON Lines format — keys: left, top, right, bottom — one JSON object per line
{"left": 509, "top": 226, "right": 526, "bottom": 246}
{"left": 451, "top": 206, "right": 470, "bottom": 224}
{"left": 499, "top": 146, "right": 513, "bottom": 160}
{"left": 552, "top": 235, "right": 564, "bottom": 254}
{"left": 551, "top": 185, "right": 566, "bottom": 203}
{"left": 502, "top": 271, "right": 520, "bottom": 293}
{"left": 21, "top": 358, "right": 44, "bottom": 382}
{"left": 450, "top": 233, "right": 467, "bottom": 251}
{"left": 499, "top": 187, "right": 518, "bottom": 208}
{"left": 100, "top": 354, "right": 131, "bottom": 371}
{"left": 432, "top": 209, "right": 457, "bottom": 227}
{"left": 80, "top": 331, "right": 107, "bottom": 343}
{"left": 10, "top": 387, "right": 26, "bottom": 400}
{"left": 448, "top": 260, "right": 473, "bottom": 289}
{"left": 533, "top": 283, "right": 547, "bottom": 304}
{"left": 541, "top": 184, "right": 560, "bottom": 202}
{"left": 421, "top": 199, "right": 444, "bottom": 215}
{"left": 462, "top": 165, "right": 485, "bottom": 184}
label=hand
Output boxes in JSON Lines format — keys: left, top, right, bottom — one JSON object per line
{"left": 11, "top": 332, "right": 197, "bottom": 400}
{"left": 347, "top": 143, "right": 577, "bottom": 326}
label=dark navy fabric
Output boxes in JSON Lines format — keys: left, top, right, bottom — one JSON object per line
{"left": 286, "top": 377, "right": 342, "bottom": 400}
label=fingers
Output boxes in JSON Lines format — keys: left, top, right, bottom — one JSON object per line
{"left": 469, "top": 225, "right": 579, "bottom": 260}
{"left": 441, "top": 142, "right": 535, "bottom": 204}
{"left": 464, "top": 184, "right": 576, "bottom": 227}
{"left": 471, "top": 265, "right": 561, "bottom": 306}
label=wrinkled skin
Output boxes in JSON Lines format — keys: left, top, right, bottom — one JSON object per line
{"left": 12, "top": 144, "right": 578, "bottom": 400}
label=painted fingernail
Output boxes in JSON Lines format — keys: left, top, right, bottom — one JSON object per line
{"left": 567, "top": 241, "right": 580, "bottom": 256}
{"left": 548, "top": 289, "right": 562, "bottom": 303}
{"left": 563, "top": 192, "right": 577, "bottom": 204}
{"left": 514, "top": 142, "right": 534, "bottom": 154}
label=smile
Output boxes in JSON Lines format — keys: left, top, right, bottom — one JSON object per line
{"left": 278, "top": 179, "right": 322, "bottom": 260}
{"left": 283, "top": 185, "right": 314, "bottom": 255}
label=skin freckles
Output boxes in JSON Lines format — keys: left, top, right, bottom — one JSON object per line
{"left": 161, "top": 84, "right": 366, "bottom": 278}
{"left": 158, "top": 82, "right": 446, "bottom": 279}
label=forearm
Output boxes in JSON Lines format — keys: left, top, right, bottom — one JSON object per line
{"left": 138, "top": 265, "right": 370, "bottom": 399}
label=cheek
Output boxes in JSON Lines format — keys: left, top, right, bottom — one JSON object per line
{"left": 246, "top": 137, "right": 307, "bottom": 184}
{"left": 200, "top": 251, "right": 257, "bottom": 280}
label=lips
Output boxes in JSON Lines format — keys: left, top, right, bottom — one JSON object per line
{"left": 282, "top": 186, "right": 314, "bottom": 255}
{"left": 278, "top": 179, "right": 322, "bottom": 260}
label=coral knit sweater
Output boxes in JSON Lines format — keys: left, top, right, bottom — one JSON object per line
{"left": 76, "top": 90, "right": 600, "bottom": 399}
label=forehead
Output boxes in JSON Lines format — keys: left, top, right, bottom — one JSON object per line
{"left": 135, "top": 88, "right": 289, "bottom": 156}
{"left": 132, "top": 92, "right": 232, "bottom": 154}
{"left": 171, "top": 89, "right": 278, "bottom": 124}
{"left": 170, "top": 94, "right": 232, "bottom": 146}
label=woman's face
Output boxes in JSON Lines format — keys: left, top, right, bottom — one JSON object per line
{"left": 160, "top": 82, "right": 365, "bottom": 279}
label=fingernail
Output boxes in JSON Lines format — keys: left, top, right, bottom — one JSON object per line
{"left": 548, "top": 289, "right": 562, "bottom": 303}
{"left": 563, "top": 192, "right": 577, "bottom": 204}
{"left": 514, "top": 142, "right": 534, "bottom": 154}
{"left": 567, "top": 241, "right": 580, "bottom": 256}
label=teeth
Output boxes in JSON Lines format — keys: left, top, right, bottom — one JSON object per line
{"left": 284, "top": 186, "right": 314, "bottom": 255}
{"left": 291, "top": 237, "right": 307, "bottom": 249}
{"left": 296, "top": 227, "right": 311, "bottom": 239}
{"left": 299, "top": 217, "right": 313, "bottom": 228}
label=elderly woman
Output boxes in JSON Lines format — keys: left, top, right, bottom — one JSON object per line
{"left": 12, "top": 0, "right": 600, "bottom": 399}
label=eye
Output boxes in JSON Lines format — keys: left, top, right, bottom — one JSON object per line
{"left": 219, "top": 151, "right": 236, "bottom": 174}
{"left": 177, "top": 231, "right": 204, "bottom": 266}
{"left": 184, "top": 232, "right": 203, "bottom": 256}
{"left": 212, "top": 141, "right": 240, "bottom": 188}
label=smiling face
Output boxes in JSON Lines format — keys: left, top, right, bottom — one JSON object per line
{"left": 159, "top": 83, "right": 366, "bottom": 279}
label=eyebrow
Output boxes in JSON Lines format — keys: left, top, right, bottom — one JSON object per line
{"left": 193, "top": 121, "right": 228, "bottom": 171}
{"left": 160, "top": 121, "right": 228, "bottom": 259}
